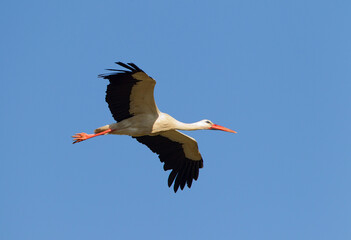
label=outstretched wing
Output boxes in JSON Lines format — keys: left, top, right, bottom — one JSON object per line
{"left": 134, "top": 130, "right": 204, "bottom": 192}
{"left": 99, "top": 62, "right": 159, "bottom": 122}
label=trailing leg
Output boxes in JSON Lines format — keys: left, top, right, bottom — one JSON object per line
{"left": 72, "top": 129, "right": 112, "bottom": 144}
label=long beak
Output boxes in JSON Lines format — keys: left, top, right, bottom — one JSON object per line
{"left": 210, "top": 124, "right": 237, "bottom": 133}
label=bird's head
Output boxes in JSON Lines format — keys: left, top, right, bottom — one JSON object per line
{"left": 200, "top": 119, "right": 237, "bottom": 133}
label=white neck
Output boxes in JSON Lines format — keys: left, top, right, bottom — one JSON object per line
{"left": 174, "top": 120, "right": 206, "bottom": 131}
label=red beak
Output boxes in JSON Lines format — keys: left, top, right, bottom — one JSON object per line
{"left": 210, "top": 124, "right": 237, "bottom": 133}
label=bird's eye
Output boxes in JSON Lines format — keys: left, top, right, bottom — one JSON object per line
{"left": 206, "top": 120, "right": 211, "bottom": 124}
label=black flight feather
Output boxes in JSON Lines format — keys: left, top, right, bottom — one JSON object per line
{"left": 99, "top": 62, "right": 144, "bottom": 122}
{"left": 134, "top": 135, "right": 203, "bottom": 193}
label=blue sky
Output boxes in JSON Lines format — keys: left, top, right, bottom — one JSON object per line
{"left": 1, "top": 0, "right": 350, "bottom": 239}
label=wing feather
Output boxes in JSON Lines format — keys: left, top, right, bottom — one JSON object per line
{"left": 134, "top": 130, "right": 203, "bottom": 192}
{"left": 99, "top": 62, "right": 158, "bottom": 122}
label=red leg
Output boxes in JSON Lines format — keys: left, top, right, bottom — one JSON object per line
{"left": 72, "top": 129, "right": 112, "bottom": 144}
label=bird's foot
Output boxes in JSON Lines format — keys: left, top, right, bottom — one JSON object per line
{"left": 72, "top": 129, "right": 113, "bottom": 144}
{"left": 72, "top": 132, "right": 94, "bottom": 144}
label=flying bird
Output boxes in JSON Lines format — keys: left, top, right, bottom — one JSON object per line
{"left": 72, "top": 62, "right": 237, "bottom": 192}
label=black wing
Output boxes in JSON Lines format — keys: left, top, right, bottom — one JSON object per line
{"left": 99, "top": 62, "right": 158, "bottom": 122}
{"left": 134, "top": 130, "right": 204, "bottom": 193}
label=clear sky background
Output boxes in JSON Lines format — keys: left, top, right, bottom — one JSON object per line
{"left": 1, "top": 0, "right": 350, "bottom": 239}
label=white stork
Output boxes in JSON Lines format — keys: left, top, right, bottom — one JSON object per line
{"left": 72, "top": 62, "right": 236, "bottom": 192}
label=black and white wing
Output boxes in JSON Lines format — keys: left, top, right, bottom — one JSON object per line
{"left": 134, "top": 130, "right": 204, "bottom": 192}
{"left": 99, "top": 62, "right": 159, "bottom": 122}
